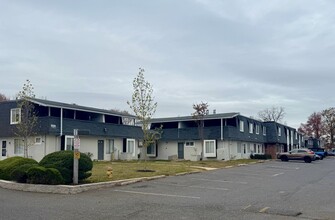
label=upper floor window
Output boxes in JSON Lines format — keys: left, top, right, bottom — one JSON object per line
{"left": 10, "top": 108, "right": 21, "bottom": 124}
{"left": 239, "top": 121, "right": 244, "bottom": 132}
{"left": 255, "top": 125, "right": 260, "bottom": 134}
{"left": 263, "top": 126, "right": 266, "bottom": 136}
{"left": 249, "top": 123, "right": 254, "bottom": 134}
{"left": 278, "top": 127, "right": 281, "bottom": 136}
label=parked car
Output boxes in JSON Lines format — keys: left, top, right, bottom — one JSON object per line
{"left": 308, "top": 148, "right": 326, "bottom": 159}
{"left": 277, "top": 149, "right": 316, "bottom": 163}
{"left": 327, "top": 149, "right": 335, "bottom": 156}
{"left": 314, "top": 154, "right": 322, "bottom": 160}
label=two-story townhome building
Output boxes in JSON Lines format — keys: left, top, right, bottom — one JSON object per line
{"left": 263, "top": 122, "right": 304, "bottom": 158}
{"left": 149, "top": 113, "right": 268, "bottom": 161}
{"left": 0, "top": 98, "right": 143, "bottom": 161}
{"left": 149, "top": 113, "right": 304, "bottom": 161}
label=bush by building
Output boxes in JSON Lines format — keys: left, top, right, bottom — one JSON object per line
{"left": 39, "top": 151, "right": 93, "bottom": 184}
{"left": 26, "top": 166, "right": 64, "bottom": 185}
{"left": 10, "top": 163, "right": 38, "bottom": 183}
{"left": 0, "top": 157, "right": 38, "bottom": 180}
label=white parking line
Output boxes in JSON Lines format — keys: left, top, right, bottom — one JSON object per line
{"left": 272, "top": 172, "right": 284, "bottom": 177}
{"left": 153, "top": 182, "right": 229, "bottom": 191}
{"left": 192, "top": 178, "right": 248, "bottom": 184}
{"left": 114, "top": 190, "right": 201, "bottom": 199}
{"left": 266, "top": 165, "right": 300, "bottom": 170}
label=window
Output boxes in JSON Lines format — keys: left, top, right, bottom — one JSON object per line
{"left": 249, "top": 123, "right": 254, "bottom": 134}
{"left": 255, "top": 125, "right": 260, "bottom": 134}
{"left": 278, "top": 127, "right": 281, "bottom": 136}
{"left": 35, "top": 137, "right": 42, "bottom": 145}
{"left": 127, "top": 139, "right": 135, "bottom": 156}
{"left": 14, "top": 139, "right": 24, "bottom": 155}
{"left": 106, "top": 139, "right": 114, "bottom": 154}
{"left": 253, "top": 144, "right": 256, "bottom": 153}
{"left": 10, "top": 108, "right": 21, "bottom": 124}
{"left": 240, "top": 121, "right": 244, "bottom": 132}
{"left": 204, "top": 140, "right": 216, "bottom": 157}
{"left": 65, "top": 136, "right": 74, "bottom": 150}
{"left": 185, "top": 142, "right": 194, "bottom": 147}
{"left": 147, "top": 143, "right": 156, "bottom": 156}
{"left": 237, "top": 143, "right": 241, "bottom": 153}
{"left": 263, "top": 126, "right": 266, "bottom": 136}
{"left": 243, "top": 143, "right": 246, "bottom": 154}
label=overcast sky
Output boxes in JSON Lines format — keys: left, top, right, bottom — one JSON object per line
{"left": 1, "top": 0, "right": 335, "bottom": 128}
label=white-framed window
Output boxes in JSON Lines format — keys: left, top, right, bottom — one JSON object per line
{"left": 35, "top": 137, "right": 42, "bottom": 145}
{"left": 240, "top": 121, "right": 244, "bottom": 132}
{"left": 147, "top": 143, "right": 156, "bottom": 156}
{"left": 10, "top": 108, "right": 21, "bottom": 124}
{"left": 237, "top": 143, "right": 241, "bottom": 153}
{"left": 185, "top": 142, "right": 194, "bottom": 147}
{"left": 203, "top": 140, "right": 216, "bottom": 157}
{"left": 278, "top": 127, "right": 281, "bottom": 136}
{"left": 255, "top": 125, "right": 260, "bottom": 134}
{"left": 263, "top": 126, "right": 266, "bottom": 136}
{"left": 127, "top": 139, "right": 136, "bottom": 156}
{"left": 243, "top": 143, "right": 247, "bottom": 154}
{"left": 106, "top": 139, "right": 114, "bottom": 154}
{"left": 249, "top": 123, "right": 254, "bottom": 134}
{"left": 14, "top": 139, "right": 24, "bottom": 155}
{"left": 65, "top": 136, "right": 74, "bottom": 151}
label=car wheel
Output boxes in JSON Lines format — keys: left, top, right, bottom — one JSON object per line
{"left": 304, "top": 157, "right": 312, "bottom": 163}
{"left": 280, "top": 156, "right": 288, "bottom": 162}
{"left": 320, "top": 156, "right": 323, "bottom": 160}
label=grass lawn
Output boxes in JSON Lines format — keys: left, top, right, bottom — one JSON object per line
{"left": 87, "top": 159, "right": 258, "bottom": 183}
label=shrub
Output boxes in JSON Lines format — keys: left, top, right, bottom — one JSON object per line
{"left": 250, "top": 154, "right": 272, "bottom": 160}
{"left": 10, "top": 163, "right": 38, "bottom": 183}
{"left": 0, "top": 157, "right": 38, "bottom": 180}
{"left": 26, "top": 166, "right": 64, "bottom": 185}
{"left": 39, "top": 151, "right": 93, "bottom": 184}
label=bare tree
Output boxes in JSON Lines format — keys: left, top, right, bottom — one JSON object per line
{"left": 0, "top": 93, "right": 9, "bottom": 102}
{"left": 127, "top": 68, "right": 160, "bottom": 169}
{"left": 192, "top": 102, "right": 209, "bottom": 159}
{"left": 15, "top": 80, "right": 39, "bottom": 158}
{"left": 258, "top": 106, "right": 285, "bottom": 122}
{"left": 298, "top": 112, "right": 324, "bottom": 138}
{"left": 321, "top": 108, "right": 335, "bottom": 147}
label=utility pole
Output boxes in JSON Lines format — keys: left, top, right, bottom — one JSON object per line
{"left": 73, "top": 129, "right": 80, "bottom": 184}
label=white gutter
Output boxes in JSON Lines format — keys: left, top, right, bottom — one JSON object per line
{"left": 60, "top": 108, "right": 63, "bottom": 136}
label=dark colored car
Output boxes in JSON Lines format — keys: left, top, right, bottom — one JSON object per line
{"left": 308, "top": 148, "right": 326, "bottom": 159}
{"left": 327, "top": 149, "right": 335, "bottom": 156}
{"left": 277, "top": 149, "right": 316, "bottom": 163}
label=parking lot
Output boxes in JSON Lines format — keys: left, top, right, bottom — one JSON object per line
{"left": 1, "top": 158, "right": 335, "bottom": 220}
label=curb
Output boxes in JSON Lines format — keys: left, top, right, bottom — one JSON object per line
{"left": 0, "top": 175, "right": 166, "bottom": 195}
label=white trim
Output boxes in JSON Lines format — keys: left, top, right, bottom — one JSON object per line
{"left": 10, "top": 108, "right": 21, "bottom": 125}
{"left": 35, "top": 137, "right": 42, "bottom": 145}
{"left": 240, "top": 121, "right": 244, "bottom": 132}
{"left": 126, "top": 139, "right": 136, "bottom": 156}
{"left": 203, "top": 140, "right": 216, "bottom": 157}
{"left": 65, "top": 135, "right": 74, "bottom": 151}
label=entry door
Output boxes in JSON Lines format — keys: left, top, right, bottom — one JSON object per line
{"left": 178, "top": 142, "right": 184, "bottom": 159}
{"left": 98, "top": 140, "right": 104, "bottom": 160}
{"left": 1, "top": 141, "right": 6, "bottom": 159}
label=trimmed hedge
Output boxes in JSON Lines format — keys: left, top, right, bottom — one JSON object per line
{"left": 0, "top": 157, "right": 38, "bottom": 180}
{"left": 26, "top": 166, "right": 64, "bottom": 185}
{"left": 250, "top": 154, "right": 272, "bottom": 160}
{"left": 10, "top": 163, "right": 38, "bottom": 183}
{"left": 39, "top": 151, "right": 93, "bottom": 184}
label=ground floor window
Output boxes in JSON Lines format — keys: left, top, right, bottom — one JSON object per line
{"left": 106, "top": 139, "right": 114, "bottom": 154}
{"left": 185, "top": 142, "right": 194, "bottom": 147}
{"left": 127, "top": 139, "right": 135, "bottom": 156}
{"left": 147, "top": 143, "right": 156, "bottom": 156}
{"left": 14, "top": 139, "right": 24, "bottom": 155}
{"left": 204, "top": 140, "right": 216, "bottom": 157}
{"left": 65, "top": 136, "right": 74, "bottom": 151}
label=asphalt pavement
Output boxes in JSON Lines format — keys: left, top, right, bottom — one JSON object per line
{"left": 1, "top": 157, "right": 335, "bottom": 220}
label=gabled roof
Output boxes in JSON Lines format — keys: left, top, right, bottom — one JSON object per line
{"left": 150, "top": 112, "right": 240, "bottom": 123}
{"left": 28, "top": 98, "right": 135, "bottom": 118}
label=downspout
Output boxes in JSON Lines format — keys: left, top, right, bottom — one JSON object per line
{"left": 60, "top": 108, "right": 63, "bottom": 136}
